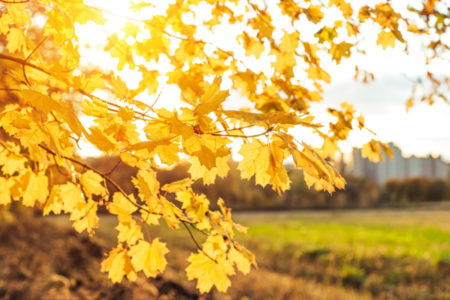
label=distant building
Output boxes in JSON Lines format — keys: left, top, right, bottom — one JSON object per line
{"left": 351, "top": 143, "right": 449, "bottom": 183}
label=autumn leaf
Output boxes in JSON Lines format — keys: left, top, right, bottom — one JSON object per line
{"left": 101, "top": 247, "right": 137, "bottom": 283}
{"left": 71, "top": 199, "right": 99, "bottom": 236}
{"left": 80, "top": 170, "right": 105, "bottom": 197}
{"left": 0, "top": 177, "right": 14, "bottom": 205}
{"left": 108, "top": 192, "right": 138, "bottom": 223}
{"left": 129, "top": 239, "right": 169, "bottom": 277}
{"left": 116, "top": 219, "right": 143, "bottom": 246}
{"left": 161, "top": 178, "right": 193, "bottom": 194}
{"left": 186, "top": 252, "right": 234, "bottom": 293}
{"left": 228, "top": 247, "right": 251, "bottom": 274}
{"left": 377, "top": 30, "right": 396, "bottom": 49}
{"left": 23, "top": 171, "right": 48, "bottom": 207}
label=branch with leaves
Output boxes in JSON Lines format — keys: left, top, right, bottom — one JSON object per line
{"left": 0, "top": 0, "right": 447, "bottom": 294}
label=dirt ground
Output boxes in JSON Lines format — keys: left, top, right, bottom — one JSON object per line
{"left": 0, "top": 209, "right": 199, "bottom": 300}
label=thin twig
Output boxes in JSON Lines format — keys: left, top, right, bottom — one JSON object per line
{"left": 208, "top": 126, "right": 273, "bottom": 138}
{"left": 104, "top": 157, "right": 122, "bottom": 176}
{"left": 0, "top": 53, "right": 50, "bottom": 75}
{"left": 22, "top": 37, "right": 48, "bottom": 88}
{"left": 0, "top": 0, "right": 30, "bottom": 3}
{"left": 181, "top": 220, "right": 217, "bottom": 263}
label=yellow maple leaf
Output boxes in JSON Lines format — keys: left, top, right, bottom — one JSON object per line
{"left": 80, "top": 170, "right": 105, "bottom": 197}
{"left": 81, "top": 99, "right": 108, "bottom": 117}
{"left": 129, "top": 239, "right": 169, "bottom": 278}
{"left": 239, "top": 32, "right": 265, "bottom": 59}
{"left": 307, "top": 66, "right": 331, "bottom": 83}
{"left": 188, "top": 156, "right": 229, "bottom": 185}
{"left": 71, "top": 199, "right": 99, "bottom": 236}
{"left": 268, "top": 139, "right": 291, "bottom": 193}
{"left": 108, "top": 192, "right": 138, "bottom": 223}
{"left": 101, "top": 247, "right": 137, "bottom": 283}
{"left": 305, "top": 5, "right": 324, "bottom": 24}
{"left": 194, "top": 77, "right": 229, "bottom": 116}
{"left": 238, "top": 139, "right": 290, "bottom": 193}
{"left": 88, "top": 127, "right": 116, "bottom": 152}
{"left": 116, "top": 219, "right": 143, "bottom": 246}
{"left": 60, "top": 182, "right": 85, "bottom": 213}
{"left": 186, "top": 252, "right": 234, "bottom": 293}
{"left": 6, "top": 28, "right": 25, "bottom": 53}
{"left": 122, "top": 22, "right": 141, "bottom": 37}
{"left": 0, "top": 143, "right": 27, "bottom": 176}
{"left": 0, "top": 177, "right": 14, "bottom": 205}
{"left": 377, "top": 30, "right": 396, "bottom": 49}
{"left": 361, "top": 139, "right": 383, "bottom": 162}
{"left": 43, "top": 185, "right": 64, "bottom": 215}
{"left": 238, "top": 140, "right": 270, "bottom": 187}
{"left": 23, "top": 171, "right": 49, "bottom": 207}
{"left": 133, "top": 169, "right": 160, "bottom": 203}
{"left": 329, "top": 42, "right": 353, "bottom": 64}
{"left": 228, "top": 247, "right": 251, "bottom": 274}
{"left": 161, "top": 178, "right": 193, "bottom": 194}
{"left": 329, "top": 0, "right": 353, "bottom": 19}
{"left": 176, "top": 190, "right": 210, "bottom": 230}
{"left": 272, "top": 50, "right": 297, "bottom": 77}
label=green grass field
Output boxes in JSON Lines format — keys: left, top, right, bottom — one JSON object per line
{"left": 236, "top": 209, "right": 450, "bottom": 264}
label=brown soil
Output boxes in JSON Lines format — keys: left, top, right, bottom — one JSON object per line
{"left": 0, "top": 210, "right": 199, "bottom": 300}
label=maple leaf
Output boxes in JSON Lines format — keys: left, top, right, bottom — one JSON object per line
{"left": 6, "top": 28, "right": 25, "bottom": 53}
{"left": 101, "top": 247, "right": 137, "bottom": 283}
{"left": 108, "top": 192, "right": 138, "bottom": 223}
{"left": 377, "top": 30, "right": 396, "bottom": 49}
{"left": 161, "top": 178, "right": 193, "bottom": 194}
{"left": 228, "top": 247, "right": 251, "bottom": 274}
{"left": 133, "top": 169, "right": 160, "bottom": 203}
{"left": 329, "top": 42, "right": 353, "bottom": 64}
{"left": 176, "top": 190, "right": 210, "bottom": 230}
{"left": 305, "top": 5, "right": 324, "bottom": 24}
{"left": 194, "top": 78, "right": 229, "bottom": 116}
{"left": 116, "top": 219, "right": 143, "bottom": 246}
{"left": 238, "top": 139, "right": 290, "bottom": 193}
{"left": 361, "top": 139, "right": 392, "bottom": 162}
{"left": 23, "top": 172, "right": 48, "bottom": 207}
{"left": 0, "top": 177, "right": 14, "bottom": 205}
{"left": 81, "top": 99, "right": 108, "bottom": 117}
{"left": 238, "top": 140, "right": 271, "bottom": 187}
{"left": 239, "top": 32, "right": 266, "bottom": 59}
{"left": 0, "top": 143, "right": 27, "bottom": 176}
{"left": 186, "top": 252, "right": 234, "bottom": 293}
{"left": 71, "top": 199, "right": 99, "bottom": 236}
{"left": 129, "top": 239, "right": 169, "bottom": 277}
{"left": 80, "top": 170, "right": 105, "bottom": 197}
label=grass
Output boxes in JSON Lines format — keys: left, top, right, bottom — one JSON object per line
{"left": 49, "top": 207, "right": 450, "bottom": 299}
{"left": 226, "top": 209, "right": 450, "bottom": 298}
{"left": 238, "top": 217, "right": 449, "bottom": 264}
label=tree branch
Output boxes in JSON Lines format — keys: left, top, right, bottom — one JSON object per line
{"left": 38, "top": 143, "right": 161, "bottom": 217}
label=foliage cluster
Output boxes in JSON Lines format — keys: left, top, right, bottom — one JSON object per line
{"left": 0, "top": 0, "right": 448, "bottom": 293}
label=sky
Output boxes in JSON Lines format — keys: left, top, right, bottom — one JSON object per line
{"left": 76, "top": 0, "right": 450, "bottom": 162}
